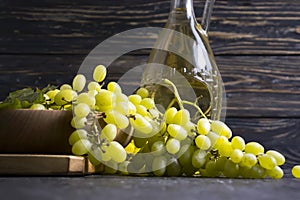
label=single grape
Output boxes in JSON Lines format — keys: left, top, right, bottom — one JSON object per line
{"left": 71, "top": 116, "right": 87, "bottom": 129}
{"left": 151, "top": 140, "right": 166, "bottom": 156}
{"left": 267, "top": 166, "right": 284, "bottom": 179}
{"left": 74, "top": 103, "right": 90, "bottom": 118}
{"left": 107, "top": 82, "right": 122, "bottom": 94}
{"left": 195, "top": 135, "right": 211, "bottom": 150}
{"left": 258, "top": 154, "right": 277, "bottom": 170}
{"left": 292, "top": 165, "right": 300, "bottom": 178}
{"left": 95, "top": 90, "right": 116, "bottom": 111}
{"left": 167, "top": 124, "right": 187, "bottom": 141}
{"left": 230, "top": 149, "right": 243, "bottom": 163}
{"left": 60, "top": 84, "right": 72, "bottom": 91}
{"left": 72, "top": 139, "right": 92, "bottom": 155}
{"left": 30, "top": 104, "right": 46, "bottom": 110}
{"left": 128, "top": 94, "right": 142, "bottom": 106}
{"left": 93, "top": 65, "right": 107, "bottom": 82}
{"left": 104, "top": 110, "right": 129, "bottom": 129}
{"left": 101, "top": 150, "right": 112, "bottom": 162}
{"left": 140, "top": 98, "right": 155, "bottom": 110}
{"left": 250, "top": 165, "right": 266, "bottom": 179}
{"left": 76, "top": 93, "right": 95, "bottom": 108}
{"left": 213, "top": 135, "right": 228, "bottom": 150}
{"left": 72, "top": 74, "right": 86, "bottom": 92}
{"left": 178, "top": 144, "right": 194, "bottom": 167}
{"left": 164, "top": 107, "right": 177, "bottom": 124}
{"left": 197, "top": 118, "right": 211, "bottom": 135}
{"left": 136, "top": 105, "right": 149, "bottom": 117}
{"left": 166, "top": 157, "right": 182, "bottom": 177}
{"left": 245, "top": 142, "right": 264, "bottom": 156}
{"left": 223, "top": 159, "right": 239, "bottom": 178}
{"left": 152, "top": 156, "right": 167, "bottom": 176}
{"left": 191, "top": 149, "right": 206, "bottom": 168}
{"left": 129, "top": 114, "right": 153, "bottom": 134}
{"left": 211, "top": 120, "right": 232, "bottom": 139}
{"left": 218, "top": 140, "right": 233, "bottom": 157}
{"left": 55, "top": 89, "right": 77, "bottom": 106}
{"left": 88, "top": 81, "right": 101, "bottom": 92}
{"left": 216, "top": 156, "right": 227, "bottom": 171}
{"left": 266, "top": 150, "right": 285, "bottom": 166}
{"left": 240, "top": 153, "right": 257, "bottom": 167}
{"left": 166, "top": 138, "right": 180, "bottom": 154}
{"left": 69, "top": 129, "right": 88, "bottom": 145}
{"left": 136, "top": 87, "right": 149, "bottom": 99}
{"left": 231, "top": 136, "right": 245, "bottom": 151}
{"left": 206, "top": 131, "right": 219, "bottom": 148}
{"left": 172, "top": 109, "right": 190, "bottom": 125}
{"left": 102, "top": 124, "right": 117, "bottom": 141}
{"left": 106, "top": 141, "right": 127, "bottom": 163}
{"left": 205, "top": 160, "right": 220, "bottom": 177}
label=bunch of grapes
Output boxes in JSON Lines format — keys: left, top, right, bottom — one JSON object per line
{"left": 23, "top": 65, "right": 300, "bottom": 179}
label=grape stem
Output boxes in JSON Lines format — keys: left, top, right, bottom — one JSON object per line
{"left": 163, "top": 79, "right": 207, "bottom": 119}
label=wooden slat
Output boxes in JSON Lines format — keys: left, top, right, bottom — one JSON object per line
{"left": 0, "top": 54, "right": 299, "bottom": 117}
{"left": 0, "top": 0, "right": 299, "bottom": 55}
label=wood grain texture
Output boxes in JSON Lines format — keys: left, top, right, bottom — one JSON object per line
{"left": 0, "top": 0, "right": 299, "bottom": 55}
{"left": 1, "top": 54, "right": 299, "bottom": 117}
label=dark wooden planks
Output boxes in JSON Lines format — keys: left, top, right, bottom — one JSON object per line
{"left": 0, "top": 54, "right": 299, "bottom": 117}
{"left": 0, "top": 0, "right": 299, "bottom": 55}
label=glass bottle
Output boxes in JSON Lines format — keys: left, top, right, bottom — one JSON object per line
{"left": 141, "top": 0, "right": 224, "bottom": 120}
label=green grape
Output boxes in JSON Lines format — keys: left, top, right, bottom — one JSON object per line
{"left": 101, "top": 150, "right": 112, "bottom": 162}
{"left": 102, "top": 124, "right": 117, "bottom": 141}
{"left": 72, "top": 74, "right": 86, "bottom": 92}
{"left": 245, "top": 142, "right": 264, "bottom": 156}
{"left": 211, "top": 120, "right": 232, "bottom": 139}
{"left": 149, "top": 108, "right": 160, "bottom": 119}
{"left": 104, "top": 110, "right": 129, "bottom": 129}
{"left": 72, "top": 139, "right": 92, "bottom": 155}
{"left": 60, "top": 84, "right": 72, "bottom": 91}
{"left": 231, "top": 136, "right": 245, "bottom": 151}
{"left": 258, "top": 154, "right": 277, "bottom": 170}
{"left": 136, "top": 87, "right": 149, "bottom": 98}
{"left": 151, "top": 140, "right": 166, "bottom": 156}
{"left": 216, "top": 156, "right": 227, "bottom": 171}
{"left": 129, "top": 114, "right": 153, "bottom": 134}
{"left": 292, "top": 165, "right": 300, "bottom": 178}
{"left": 266, "top": 150, "right": 285, "bottom": 166}
{"left": 206, "top": 132, "right": 219, "bottom": 150}
{"left": 88, "top": 90, "right": 98, "bottom": 97}
{"left": 46, "top": 89, "right": 59, "bottom": 104}
{"left": 55, "top": 89, "right": 77, "bottom": 106}
{"left": 118, "top": 161, "right": 130, "bottom": 174}
{"left": 71, "top": 116, "right": 87, "bottom": 129}
{"left": 127, "top": 101, "right": 137, "bottom": 115}
{"left": 115, "top": 102, "right": 129, "bottom": 115}
{"left": 152, "top": 156, "right": 167, "bottom": 176}
{"left": 267, "top": 166, "right": 284, "bottom": 179}
{"left": 164, "top": 107, "right": 177, "bottom": 124}
{"left": 88, "top": 81, "right": 101, "bottom": 92}
{"left": 167, "top": 124, "right": 187, "bottom": 141}
{"left": 136, "top": 105, "right": 149, "bottom": 116}
{"left": 116, "top": 93, "right": 128, "bottom": 103}
{"left": 218, "top": 140, "right": 233, "bottom": 157}
{"left": 95, "top": 90, "right": 116, "bottom": 111}
{"left": 88, "top": 147, "right": 102, "bottom": 166}
{"left": 93, "top": 65, "right": 107, "bottom": 82}
{"left": 172, "top": 109, "right": 190, "bottom": 125}
{"left": 30, "top": 103, "right": 46, "bottom": 110}
{"left": 133, "top": 136, "right": 147, "bottom": 148}
{"left": 76, "top": 93, "right": 96, "bottom": 108}
{"left": 104, "top": 160, "right": 118, "bottom": 174}
{"left": 107, "top": 81, "right": 122, "bottom": 94}
{"left": 213, "top": 135, "right": 228, "bottom": 149}
{"left": 205, "top": 160, "right": 220, "bottom": 177}
{"left": 195, "top": 135, "right": 211, "bottom": 150}
{"left": 69, "top": 129, "right": 88, "bottom": 145}
{"left": 128, "top": 94, "right": 142, "bottom": 106}
{"left": 166, "top": 138, "right": 180, "bottom": 154}
{"left": 178, "top": 144, "right": 194, "bottom": 167}
{"left": 240, "top": 153, "right": 257, "bottom": 167}
{"left": 127, "top": 154, "right": 145, "bottom": 173}
{"left": 107, "top": 141, "right": 127, "bottom": 163}
{"left": 191, "top": 149, "right": 206, "bottom": 168}
{"left": 140, "top": 98, "right": 155, "bottom": 110}
{"left": 183, "top": 121, "right": 196, "bottom": 133}
{"left": 74, "top": 103, "right": 90, "bottom": 118}
{"left": 239, "top": 166, "right": 252, "bottom": 178}
{"left": 223, "top": 159, "right": 239, "bottom": 178}
{"left": 166, "top": 158, "right": 182, "bottom": 176}
{"left": 230, "top": 149, "right": 243, "bottom": 163}
{"left": 249, "top": 165, "right": 266, "bottom": 179}
{"left": 197, "top": 118, "right": 211, "bottom": 135}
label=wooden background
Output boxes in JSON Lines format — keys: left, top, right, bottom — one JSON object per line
{"left": 0, "top": 0, "right": 299, "bottom": 170}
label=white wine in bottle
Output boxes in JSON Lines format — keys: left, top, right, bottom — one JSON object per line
{"left": 141, "top": 0, "right": 224, "bottom": 120}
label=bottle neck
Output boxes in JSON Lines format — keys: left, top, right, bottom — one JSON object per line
{"left": 170, "top": 0, "right": 195, "bottom": 20}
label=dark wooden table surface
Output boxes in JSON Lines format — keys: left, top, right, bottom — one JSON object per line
{"left": 0, "top": 0, "right": 299, "bottom": 199}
